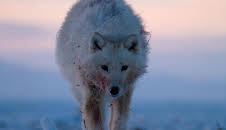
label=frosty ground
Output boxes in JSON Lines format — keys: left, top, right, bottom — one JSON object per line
{"left": 0, "top": 101, "right": 225, "bottom": 130}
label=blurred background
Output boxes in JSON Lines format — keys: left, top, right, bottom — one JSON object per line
{"left": 0, "top": 0, "right": 226, "bottom": 129}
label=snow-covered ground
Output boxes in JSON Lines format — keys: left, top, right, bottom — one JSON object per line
{"left": 0, "top": 101, "right": 226, "bottom": 130}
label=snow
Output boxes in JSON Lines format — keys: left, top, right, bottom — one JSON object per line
{"left": 0, "top": 101, "right": 225, "bottom": 130}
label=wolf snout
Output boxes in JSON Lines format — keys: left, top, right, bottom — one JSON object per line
{"left": 109, "top": 86, "right": 120, "bottom": 97}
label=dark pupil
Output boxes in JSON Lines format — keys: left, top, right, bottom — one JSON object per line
{"left": 101, "top": 65, "right": 108, "bottom": 72}
{"left": 121, "top": 65, "right": 128, "bottom": 71}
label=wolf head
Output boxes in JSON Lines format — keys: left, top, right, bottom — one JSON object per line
{"left": 81, "top": 32, "right": 147, "bottom": 98}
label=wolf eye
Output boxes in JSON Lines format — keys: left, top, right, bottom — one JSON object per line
{"left": 101, "top": 65, "right": 108, "bottom": 72}
{"left": 121, "top": 65, "right": 128, "bottom": 72}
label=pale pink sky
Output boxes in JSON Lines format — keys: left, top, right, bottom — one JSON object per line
{"left": 1, "top": 0, "right": 225, "bottom": 36}
{"left": 0, "top": 0, "right": 226, "bottom": 70}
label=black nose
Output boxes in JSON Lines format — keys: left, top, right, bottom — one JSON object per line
{"left": 110, "top": 86, "right": 120, "bottom": 96}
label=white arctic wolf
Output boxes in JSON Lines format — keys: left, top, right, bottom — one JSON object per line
{"left": 56, "top": 0, "right": 149, "bottom": 129}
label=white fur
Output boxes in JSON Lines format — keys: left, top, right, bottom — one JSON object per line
{"left": 56, "top": 0, "right": 149, "bottom": 129}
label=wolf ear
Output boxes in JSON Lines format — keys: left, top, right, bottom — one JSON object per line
{"left": 124, "top": 34, "right": 139, "bottom": 54}
{"left": 89, "top": 32, "right": 105, "bottom": 53}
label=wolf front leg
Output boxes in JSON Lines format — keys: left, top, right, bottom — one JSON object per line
{"left": 109, "top": 89, "right": 133, "bottom": 130}
{"left": 82, "top": 88, "right": 105, "bottom": 130}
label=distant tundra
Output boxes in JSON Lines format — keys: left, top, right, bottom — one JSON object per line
{"left": 56, "top": 0, "right": 149, "bottom": 129}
